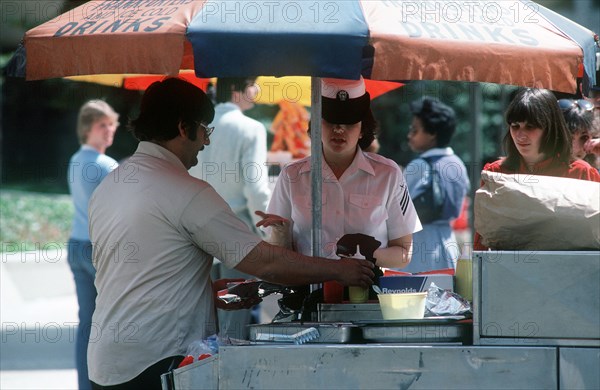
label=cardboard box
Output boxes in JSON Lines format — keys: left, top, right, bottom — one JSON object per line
{"left": 379, "top": 275, "right": 454, "bottom": 294}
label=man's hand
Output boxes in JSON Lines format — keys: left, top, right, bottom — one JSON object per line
{"left": 216, "top": 296, "right": 262, "bottom": 311}
{"left": 334, "top": 257, "right": 375, "bottom": 288}
{"left": 213, "top": 278, "right": 262, "bottom": 311}
{"left": 213, "top": 278, "right": 246, "bottom": 292}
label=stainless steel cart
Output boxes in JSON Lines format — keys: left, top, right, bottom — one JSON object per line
{"left": 163, "top": 251, "right": 599, "bottom": 389}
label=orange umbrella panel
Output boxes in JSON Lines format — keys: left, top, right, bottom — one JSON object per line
{"left": 24, "top": 0, "right": 205, "bottom": 80}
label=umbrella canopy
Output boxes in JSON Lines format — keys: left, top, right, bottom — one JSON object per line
{"left": 16, "top": 0, "right": 597, "bottom": 93}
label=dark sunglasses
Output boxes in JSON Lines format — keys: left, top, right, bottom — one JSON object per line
{"left": 557, "top": 99, "right": 594, "bottom": 112}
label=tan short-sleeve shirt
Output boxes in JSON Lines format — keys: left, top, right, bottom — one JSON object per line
{"left": 88, "top": 142, "right": 262, "bottom": 385}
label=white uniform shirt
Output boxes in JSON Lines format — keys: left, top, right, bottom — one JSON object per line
{"left": 88, "top": 142, "right": 262, "bottom": 385}
{"left": 268, "top": 149, "right": 422, "bottom": 258}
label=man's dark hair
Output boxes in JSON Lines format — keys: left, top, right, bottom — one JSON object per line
{"left": 409, "top": 97, "right": 456, "bottom": 147}
{"left": 215, "top": 77, "right": 256, "bottom": 104}
{"left": 129, "top": 78, "right": 215, "bottom": 142}
{"left": 502, "top": 88, "right": 572, "bottom": 170}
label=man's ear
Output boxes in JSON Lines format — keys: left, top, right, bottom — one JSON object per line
{"left": 178, "top": 121, "right": 188, "bottom": 138}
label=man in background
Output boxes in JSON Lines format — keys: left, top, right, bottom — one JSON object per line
{"left": 67, "top": 100, "right": 119, "bottom": 390}
{"left": 189, "top": 78, "right": 271, "bottom": 339}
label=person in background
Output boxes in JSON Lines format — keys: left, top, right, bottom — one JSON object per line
{"left": 585, "top": 85, "right": 600, "bottom": 129}
{"left": 87, "top": 78, "right": 375, "bottom": 389}
{"left": 583, "top": 137, "right": 600, "bottom": 168}
{"left": 558, "top": 98, "right": 595, "bottom": 161}
{"left": 580, "top": 87, "right": 600, "bottom": 169}
{"left": 401, "top": 97, "right": 470, "bottom": 273}
{"left": 474, "top": 88, "right": 600, "bottom": 250}
{"left": 257, "top": 77, "right": 421, "bottom": 269}
{"left": 67, "top": 100, "right": 119, "bottom": 390}
{"left": 188, "top": 77, "right": 271, "bottom": 340}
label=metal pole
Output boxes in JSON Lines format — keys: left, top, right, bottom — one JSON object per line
{"left": 310, "top": 77, "right": 323, "bottom": 257}
{"left": 310, "top": 77, "right": 323, "bottom": 296}
{"left": 469, "top": 83, "right": 482, "bottom": 241}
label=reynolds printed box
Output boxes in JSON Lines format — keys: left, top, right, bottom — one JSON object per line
{"left": 379, "top": 273, "right": 454, "bottom": 294}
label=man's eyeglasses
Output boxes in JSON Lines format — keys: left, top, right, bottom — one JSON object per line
{"left": 198, "top": 122, "right": 214, "bottom": 138}
{"left": 557, "top": 99, "right": 594, "bottom": 112}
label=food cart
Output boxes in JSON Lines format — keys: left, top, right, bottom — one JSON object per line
{"left": 162, "top": 250, "right": 599, "bottom": 389}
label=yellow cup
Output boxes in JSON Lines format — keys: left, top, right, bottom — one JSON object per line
{"left": 455, "top": 258, "right": 473, "bottom": 302}
{"left": 348, "top": 286, "right": 369, "bottom": 303}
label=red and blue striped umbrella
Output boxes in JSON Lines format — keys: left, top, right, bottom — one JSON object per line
{"left": 16, "top": 0, "right": 598, "bottom": 93}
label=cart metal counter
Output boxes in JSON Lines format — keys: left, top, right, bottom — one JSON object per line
{"left": 163, "top": 251, "right": 599, "bottom": 389}
{"left": 166, "top": 345, "right": 556, "bottom": 389}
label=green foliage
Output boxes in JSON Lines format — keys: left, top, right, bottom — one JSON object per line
{"left": 0, "top": 190, "right": 73, "bottom": 252}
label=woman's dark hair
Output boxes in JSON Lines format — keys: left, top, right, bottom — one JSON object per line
{"left": 502, "top": 88, "right": 571, "bottom": 170}
{"left": 409, "top": 97, "right": 456, "bottom": 147}
{"left": 129, "top": 78, "right": 215, "bottom": 142}
{"left": 562, "top": 105, "right": 594, "bottom": 135}
{"left": 308, "top": 108, "right": 379, "bottom": 151}
{"left": 215, "top": 77, "right": 256, "bottom": 103}
{"left": 358, "top": 108, "right": 378, "bottom": 150}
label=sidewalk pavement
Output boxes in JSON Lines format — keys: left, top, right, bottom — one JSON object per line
{"left": 1, "top": 248, "right": 77, "bottom": 389}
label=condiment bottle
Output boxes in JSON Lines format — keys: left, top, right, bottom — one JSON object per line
{"left": 348, "top": 245, "right": 369, "bottom": 303}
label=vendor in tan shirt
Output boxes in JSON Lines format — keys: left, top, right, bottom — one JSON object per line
{"left": 87, "top": 78, "right": 374, "bottom": 389}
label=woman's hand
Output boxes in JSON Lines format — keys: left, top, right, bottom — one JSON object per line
{"left": 583, "top": 138, "right": 600, "bottom": 156}
{"left": 255, "top": 211, "right": 292, "bottom": 248}
{"left": 372, "top": 234, "right": 413, "bottom": 269}
{"left": 255, "top": 211, "right": 290, "bottom": 229}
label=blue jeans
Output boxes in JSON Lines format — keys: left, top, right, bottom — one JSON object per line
{"left": 67, "top": 238, "right": 96, "bottom": 390}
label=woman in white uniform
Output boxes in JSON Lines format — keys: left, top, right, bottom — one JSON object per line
{"left": 257, "top": 77, "right": 421, "bottom": 269}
